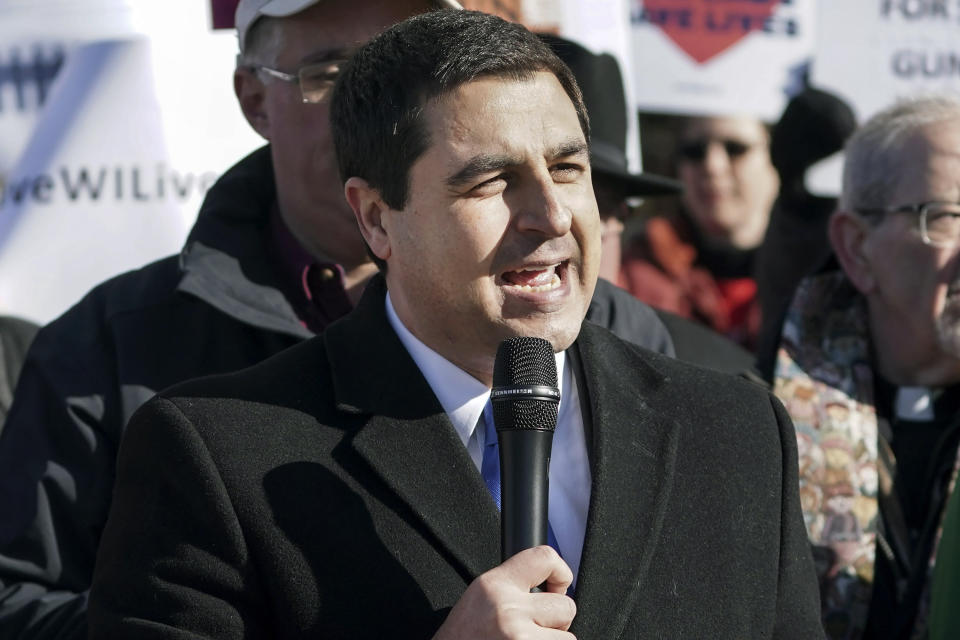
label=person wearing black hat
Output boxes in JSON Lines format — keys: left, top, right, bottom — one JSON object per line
{"left": 541, "top": 34, "right": 756, "bottom": 376}
{"left": 754, "top": 87, "right": 856, "bottom": 381}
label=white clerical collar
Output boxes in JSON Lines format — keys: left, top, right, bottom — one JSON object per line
{"left": 895, "top": 386, "right": 935, "bottom": 421}
{"left": 385, "top": 292, "right": 567, "bottom": 465}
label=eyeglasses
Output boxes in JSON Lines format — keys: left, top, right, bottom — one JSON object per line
{"left": 250, "top": 60, "right": 345, "bottom": 104}
{"left": 677, "top": 138, "right": 755, "bottom": 162}
{"left": 857, "top": 201, "right": 960, "bottom": 248}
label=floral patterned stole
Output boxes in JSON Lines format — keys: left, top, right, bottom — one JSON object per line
{"left": 773, "top": 270, "right": 960, "bottom": 639}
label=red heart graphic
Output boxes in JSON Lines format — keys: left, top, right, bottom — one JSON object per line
{"left": 638, "top": 0, "right": 780, "bottom": 64}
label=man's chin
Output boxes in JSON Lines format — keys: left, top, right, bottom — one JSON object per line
{"left": 498, "top": 316, "right": 583, "bottom": 354}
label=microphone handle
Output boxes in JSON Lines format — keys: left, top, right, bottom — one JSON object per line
{"left": 498, "top": 428, "right": 554, "bottom": 562}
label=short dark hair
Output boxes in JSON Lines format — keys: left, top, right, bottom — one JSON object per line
{"left": 331, "top": 9, "right": 590, "bottom": 212}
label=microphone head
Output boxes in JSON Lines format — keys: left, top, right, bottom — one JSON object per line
{"left": 492, "top": 337, "right": 559, "bottom": 432}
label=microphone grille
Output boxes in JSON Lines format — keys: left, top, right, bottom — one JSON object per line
{"left": 492, "top": 337, "right": 558, "bottom": 432}
{"left": 493, "top": 337, "right": 557, "bottom": 387}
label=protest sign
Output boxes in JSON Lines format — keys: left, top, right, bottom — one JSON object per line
{"left": 629, "top": 0, "right": 816, "bottom": 121}
{"left": 812, "top": 0, "right": 960, "bottom": 123}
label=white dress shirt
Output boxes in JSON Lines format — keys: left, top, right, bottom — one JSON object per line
{"left": 385, "top": 293, "right": 592, "bottom": 581}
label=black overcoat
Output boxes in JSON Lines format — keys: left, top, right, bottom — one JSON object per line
{"left": 89, "top": 276, "right": 822, "bottom": 639}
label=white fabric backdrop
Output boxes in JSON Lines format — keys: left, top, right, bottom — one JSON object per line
{"left": 0, "top": 0, "right": 261, "bottom": 323}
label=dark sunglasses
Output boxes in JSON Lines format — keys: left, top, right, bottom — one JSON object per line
{"left": 677, "top": 139, "right": 754, "bottom": 162}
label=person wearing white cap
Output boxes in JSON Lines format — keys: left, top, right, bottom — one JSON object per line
{"left": 0, "top": 2, "right": 677, "bottom": 639}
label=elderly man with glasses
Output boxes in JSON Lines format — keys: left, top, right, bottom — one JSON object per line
{"left": 771, "top": 94, "right": 960, "bottom": 640}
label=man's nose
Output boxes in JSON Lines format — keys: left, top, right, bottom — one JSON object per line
{"left": 702, "top": 142, "right": 732, "bottom": 174}
{"left": 512, "top": 177, "right": 573, "bottom": 237}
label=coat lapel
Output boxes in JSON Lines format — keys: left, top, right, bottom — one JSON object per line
{"left": 570, "top": 323, "right": 681, "bottom": 639}
{"left": 323, "top": 276, "right": 500, "bottom": 581}
{"left": 324, "top": 278, "right": 679, "bottom": 628}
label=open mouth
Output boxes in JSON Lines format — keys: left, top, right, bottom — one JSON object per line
{"left": 501, "top": 261, "right": 566, "bottom": 293}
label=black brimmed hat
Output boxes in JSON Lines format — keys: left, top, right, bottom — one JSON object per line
{"left": 540, "top": 33, "right": 681, "bottom": 197}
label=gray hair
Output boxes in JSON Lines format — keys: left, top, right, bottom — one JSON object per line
{"left": 841, "top": 94, "right": 960, "bottom": 213}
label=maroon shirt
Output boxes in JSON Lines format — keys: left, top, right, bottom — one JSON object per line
{"left": 268, "top": 207, "right": 354, "bottom": 334}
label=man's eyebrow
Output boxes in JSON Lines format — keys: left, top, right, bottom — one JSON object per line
{"left": 446, "top": 154, "right": 522, "bottom": 188}
{"left": 548, "top": 139, "right": 589, "bottom": 160}
{"left": 445, "top": 139, "right": 589, "bottom": 189}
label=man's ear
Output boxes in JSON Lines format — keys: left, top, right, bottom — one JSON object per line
{"left": 345, "top": 177, "right": 392, "bottom": 263}
{"left": 234, "top": 67, "right": 271, "bottom": 140}
{"left": 829, "top": 209, "right": 876, "bottom": 294}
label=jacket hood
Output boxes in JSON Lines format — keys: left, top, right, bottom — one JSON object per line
{"left": 177, "top": 145, "right": 312, "bottom": 339}
{"left": 186, "top": 145, "right": 276, "bottom": 259}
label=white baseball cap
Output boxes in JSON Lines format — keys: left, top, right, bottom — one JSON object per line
{"left": 235, "top": 0, "right": 463, "bottom": 54}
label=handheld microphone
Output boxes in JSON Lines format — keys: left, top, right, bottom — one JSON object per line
{"left": 491, "top": 337, "right": 560, "bottom": 563}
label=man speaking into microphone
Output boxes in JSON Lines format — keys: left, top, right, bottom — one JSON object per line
{"left": 89, "top": 10, "right": 822, "bottom": 639}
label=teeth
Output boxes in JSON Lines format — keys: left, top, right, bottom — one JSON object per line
{"left": 516, "top": 263, "right": 560, "bottom": 273}
{"left": 507, "top": 272, "right": 562, "bottom": 293}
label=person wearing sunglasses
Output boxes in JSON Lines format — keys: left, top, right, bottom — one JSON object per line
{"left": 621, "top": 114, "right": 779, "bottom": 351}
{"left": 676, "top": 117, "right": 779, "bottom": 251}
{"left": 771, "top": 94, "right": 960, "bottom": 640}
{"left": 538, "top": 34, "right": 757, "bottom": 377}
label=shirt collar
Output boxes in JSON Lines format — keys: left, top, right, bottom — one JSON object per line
{"left": 269, "top": 204, "right": 315, "bottom": 284}
{"left": 268, "top": 205, "right": 352, "bottom": 332}
{"left": 385, "top": 292, "right": 567, "bottom": 450}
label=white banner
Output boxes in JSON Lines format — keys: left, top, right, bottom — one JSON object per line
{"left": 812, "top": 0, "right": 960, "bottom": 124}
{"left": 0, "top": 0, "right": 262, "bottom": 324}
{"left": 629, "top": 0, "right": 816, "bottom": 121}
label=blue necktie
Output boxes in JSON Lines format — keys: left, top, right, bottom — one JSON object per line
{"left": 479, "top": 402, "right": 561, "bottom": 555}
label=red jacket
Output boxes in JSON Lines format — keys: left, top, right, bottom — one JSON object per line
{"left": 620, "top": 215, "right": 760, "bottom": 351}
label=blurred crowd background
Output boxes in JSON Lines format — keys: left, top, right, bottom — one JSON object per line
{"left": 0, "top": 0, "right": 952, "bottom": 333}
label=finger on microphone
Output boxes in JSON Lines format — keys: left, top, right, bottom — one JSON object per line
{"left": 502, "top": 545, "right": 573, "bottom": 594}
{"left": 529, "top": 591, "right": 578, "bottom": 632}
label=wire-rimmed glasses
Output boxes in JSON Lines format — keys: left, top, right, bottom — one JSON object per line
{"left": 250, "top": 60, "right": 345, "bottom": 104}
{"left": 856, "top": 201, "right": 960, "bottom": 248}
